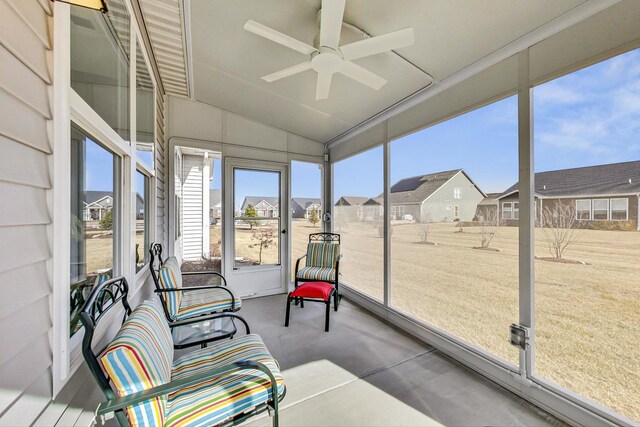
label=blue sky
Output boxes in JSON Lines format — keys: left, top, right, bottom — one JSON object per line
{"left": 335, "top": 48, "right": 640, "bottom": 197}
{"left": 85, "top": 48, "right": 640, "bottom": 201}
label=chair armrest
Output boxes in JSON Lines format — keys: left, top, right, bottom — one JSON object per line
{"left": 181, "top": 270, "right": 227, "bottom": 287}
{"left": 154, "top": 285, "right": 238, "bottom": 311}
{"left": 295, "top": 255, "right": 307, "bottom": 275}
{"left": 97, "top": 360, "right": 278, "bottom": 416}
{"left": 169, "top": 312, "right": 250, "bottom": 334}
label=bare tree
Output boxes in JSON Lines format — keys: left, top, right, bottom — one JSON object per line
{"left": 476, "top": 208, "right": 502, "bottom": 248}
{"left": 417, "top": 214, "right": 432, "bottom": 243}
{"left": 249, "top": 226, "right": 276, "bottom": 264}
{"left": 537, "top": 201, "right": 582, "bottom": 259}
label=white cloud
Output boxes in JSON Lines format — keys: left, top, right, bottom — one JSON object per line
{"left": 535, "top": 50, "right": 640, "bottom": 159}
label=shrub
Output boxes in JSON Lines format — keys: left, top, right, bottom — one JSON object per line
{"left": 99, "top": 210, "right": 113, "bottom": 230}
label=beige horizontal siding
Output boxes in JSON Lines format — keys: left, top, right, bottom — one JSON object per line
{"left": 0, "top": 2, "right": 53, "bottom": 426}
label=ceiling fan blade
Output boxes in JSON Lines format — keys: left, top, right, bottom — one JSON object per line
{"left": 244, "top": 20, "right": 316, "bottom": 55}
{"left": 340, "top": 61, "right": 387, "bottom": 90}
{"left": 262, "top": 62, "right": 313, "bottom": 83}
{"left": 320, "top": 0, "right": 346, "bottom": 48}
{"left": 316, "top": 72, "right": 333, "bottom": 100}
{"left": 340, "top": 27, "right": 414, "bottom": 61}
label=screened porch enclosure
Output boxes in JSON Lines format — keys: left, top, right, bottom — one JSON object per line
{"left": 1, "top": 1, "right": 640, "bottom": 426}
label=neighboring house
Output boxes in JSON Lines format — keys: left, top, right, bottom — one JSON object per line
{"left": 241, "top": 196, "right": 280, "bottom": 217}
{"left": 389, "top": 169, "right": 486, "bottom": 222}
{"left": 83, "top": 191, "right": 144, "bottom": 220}
{"left": 475, "top": 193, "right": 502, "bottom": 222}
{"left": 496, "top": 160, "right": 640, "bottom": 230}
{"left": 84, "top": 191, "right": 113, "bottom": 221}
{"left": 291, "top": 198, "right": 321, "bottom": 219}
{"left": 363, "top": 197, "right": 383, "bottom": 221}
{"left": 210, "top": 189, "right": 222, "bottom": 222}
{"left": 334, "top": 196, "right": 369, "bottom": 222}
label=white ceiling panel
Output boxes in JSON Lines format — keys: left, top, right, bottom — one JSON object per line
{"left": 184, "top": 0, "right": 588, "bottom": 143}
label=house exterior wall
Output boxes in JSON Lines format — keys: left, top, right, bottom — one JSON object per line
{"left": 0, "top": 1, "right": 57, "bottom": 423}
{"left": 0, "top": 2, "right": 167, "bottom": 424}
{"left": 182, "top": 154, "right": 205, "bottom": 260}
{"left": 476, "top": 203, "right": 499, "bottom": 222}
{"left": 419, "top": 172, "right": 485, "bottom": 222}
{"left": 499, "top": 193, "right": 639, "bottom": 230}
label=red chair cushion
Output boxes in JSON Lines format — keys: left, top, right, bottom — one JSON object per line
{"left": 290, "top": 282, "right": 334, "bottom": 301}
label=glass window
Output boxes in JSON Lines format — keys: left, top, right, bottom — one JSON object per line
{"left": 135, "top": 170, "right": 150, "bottom": 272}
{"left": 233, "top": 169, "right": 280, "bottom": 267}
{"left": 533, "top": 48, "right": 640, "bottom": 422}
{"left": 333, "top": 146, "right": 384, "bottom": 301}
{"left": 135, "top": 39, "right": 155, "bottom": 169}
{"left": 291, "top": 161, "right": 322, "bottom": 278}
{"left": 513, "top": 202, "right": 519, "bottom": 219}
{"left": 576, "top": 200, "right": 591, "bottom": 220}
{"left": 592, "top": 199, "right": 609, "bottom": 220}
{"left": 70, "top": 0, "right": 130, "bottom": 141}
{"left": 610, "top": 198, "right": 628, "bottom": 220}
{"left": 390, "top": 95, "right": 519, "bottom": 367}
{"left": 502, "top": 202, "right": 513, "bottom": 219}
{"left": 69, "top": 123, "right": 119, "bottom": 336}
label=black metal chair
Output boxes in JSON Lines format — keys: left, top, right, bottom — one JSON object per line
{"left": 79, "top": 276, "right": 132, "bottom": 427}
{"left": 294, "top": 233, "right": 341, "bottom": 309}
{"left": 79, "top": 276, "right": 283, "bottom": 427}
{"left": 149, "top": 243, "right": 246, "bottom": 342}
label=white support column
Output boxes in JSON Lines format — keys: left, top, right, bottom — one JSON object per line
{"left": 323, "top": 150, "right": 332, "bottom": 233}
{"left": 518, "top": 49, "right": 535, "bottom": 378}
{"left": 383, "top": 121, "right": 391, "bottom": 306}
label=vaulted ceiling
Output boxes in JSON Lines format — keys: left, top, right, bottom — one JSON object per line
{"left": 140, "top": 0, "right": 589, "bottom": 143}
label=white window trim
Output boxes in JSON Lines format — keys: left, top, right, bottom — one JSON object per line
{"left": 575, "top": 199, "right": 592, "bottom": 220}
{"left": 609, "top": 197, "right": 629, "bottom": 221}
{"left": 454, "top": 187, "right": 462, "bottom": 199}
{"left": 52, "top": 1, "right": 159, "bottom": 395}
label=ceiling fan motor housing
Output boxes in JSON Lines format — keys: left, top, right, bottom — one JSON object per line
{"left": 311, "top": 46, "right": 344, "bottom": 74}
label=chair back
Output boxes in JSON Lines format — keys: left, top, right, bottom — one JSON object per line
{"left": 306, "top": 233, "right": 340, "bottom": 268}
{"left": 149, "top": 243, "right": 180, "bottom": 321}
{"left": 309, "top": 232, "right": 340, "bottom": 244}
{"left": 79, "top": 276, "right": 132, "bottom": 402}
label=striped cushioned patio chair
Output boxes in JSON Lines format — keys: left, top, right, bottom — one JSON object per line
{"left": 80, "top": 277, "right": 285, "bottom": 427}
{"left": 149, "top": 243, "right": 244, "bottom": 331}
{"left": 294, "top": 233, "right": 341, "bottom": 308}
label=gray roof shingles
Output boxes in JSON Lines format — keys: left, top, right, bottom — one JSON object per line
{"left": 499, "top": 160, "right": 640, "bottom": 198}
{"left": 389, "top": 169, "right": 461, "bottom": 204}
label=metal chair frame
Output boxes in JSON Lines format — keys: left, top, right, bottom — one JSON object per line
{"left": 294, "top": 233, "right": 342, "bottom": 309}
{"left": 79, "top": 276, "right": 282, "bottom": 427}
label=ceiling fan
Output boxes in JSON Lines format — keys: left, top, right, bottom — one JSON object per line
{"left": 243, "top": 0, "right": 414, "bottom": 100}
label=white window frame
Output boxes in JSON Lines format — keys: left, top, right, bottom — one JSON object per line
{"left": 454, "top": 187, "right": 462, "bottom": 199}
{"left": 575, "top": 199, "right": 591, "bottom": 220}
{"left": 609, "top": 198, "right": 628, "bottom": 221}
{"left": 52, "top": 0, "right": 158, "bottom": 395}
{"left": 592, "top": 199, "right": 609, "bottom": 220}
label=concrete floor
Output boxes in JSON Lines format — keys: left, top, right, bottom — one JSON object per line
{"left": 237, "top": 294, "right": 567, "bottom": 427}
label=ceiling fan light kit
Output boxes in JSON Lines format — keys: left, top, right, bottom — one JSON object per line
{"left": 243, "top": 0, "right": 414, "bottom": 100}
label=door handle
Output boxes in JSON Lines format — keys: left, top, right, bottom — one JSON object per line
{"left": 281, "top": 229, "right": 287, "bottom": 234}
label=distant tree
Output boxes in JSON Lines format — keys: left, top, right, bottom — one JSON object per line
{"left": 476, "top": 208, "right": 502, "bottom": 248}
{"left": 244, "top": 204, "right": 259, "bottom": 229}
{"left": 99, "top": 210, "right": 113, "bottom": 230}
{"left": 308, "top": 210, "right": 320, "bottom": 226}
{"left": 537, "top": 201, "right": 582, "bottom": 258}
{"left": 249, "top": 226, "right": 275, "bottom": 265}
{"left": 417, "top": 214, "right": 432, "bottom": 243}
